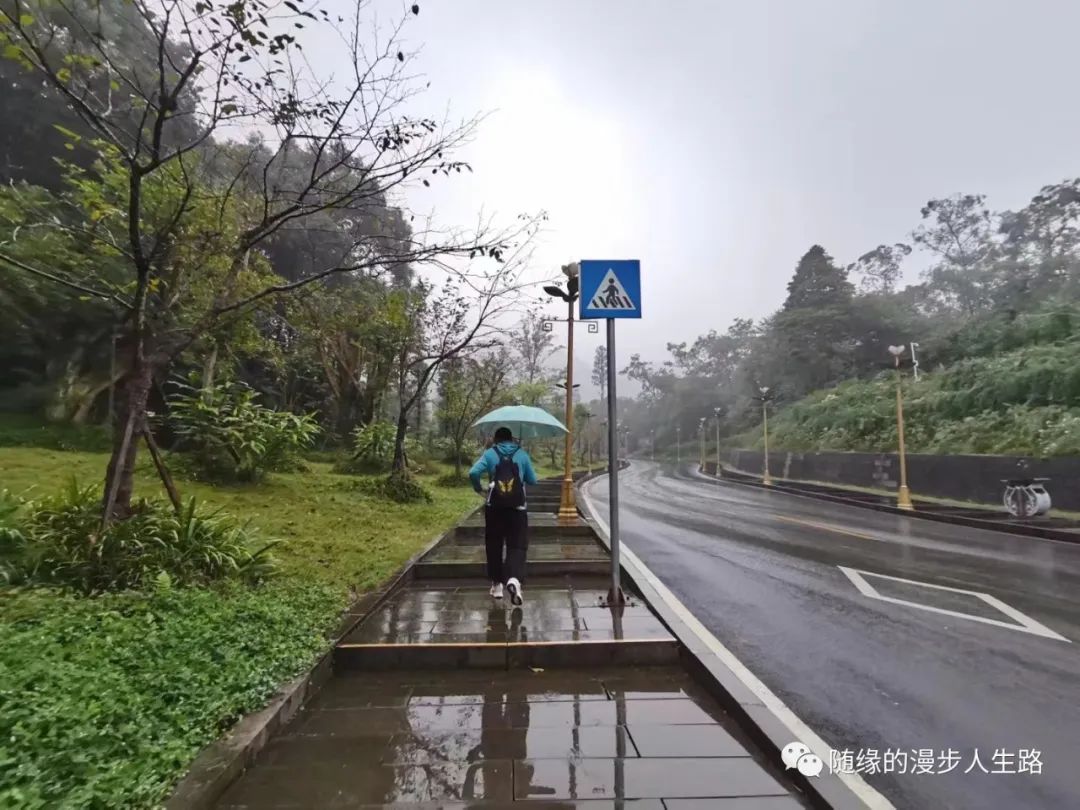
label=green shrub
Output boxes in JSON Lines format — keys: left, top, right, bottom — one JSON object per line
{"left": 7, "top": 483, "right": 279, "bottom": 594}
{"left": 0, "top": 489, "right": 30, "bottom": 586}
{"left": 168, "top": 382, "right": 320, "bottom": 482}
{"left": 335, "top": 420, "right": 396, "bottom": 474}
{"left": 435, "top": 471, "right": 472, "bottom": 488}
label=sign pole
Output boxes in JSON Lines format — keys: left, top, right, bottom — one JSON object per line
{"left": 605, "top": 317, "right": 625, "bottom": 605}
{"left": 578, "top": 258, "right": 638, "bottom": 608}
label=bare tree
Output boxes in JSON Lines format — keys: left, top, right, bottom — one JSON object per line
{"left": 388, "top": 227, "right": 539, "bottom": 476}
{"left": 511, "top": 311, "right": 560, "bottom": 383}
{"left": 0, "top": 0, "right": 539, "bottom": 519}
{"left": 438, "top": 348, "right": 512, "bottom": 477}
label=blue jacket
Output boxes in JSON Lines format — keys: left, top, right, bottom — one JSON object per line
{"left": 469, "top": 441, "right": 539, "bottom": 502}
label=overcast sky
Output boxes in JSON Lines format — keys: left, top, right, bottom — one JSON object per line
{"left": 336, "top": 0, "right": 1080, "bottom": 391}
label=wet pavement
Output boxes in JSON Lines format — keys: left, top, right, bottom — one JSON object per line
{"left": 216, "top": 497, "right": 812, "bottom": 809}
{"left": 217, "top": 667, "right": 805, "bottom": 808}
{"left": 340, "top": 579, "right": 671, "bottom": 645}
{"left": 584, "top": 463, "right": 1080, "bottom": 810}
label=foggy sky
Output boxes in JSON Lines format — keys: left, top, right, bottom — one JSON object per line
{"left": 346, "top": 0, "right": 1080, "bottom": 394}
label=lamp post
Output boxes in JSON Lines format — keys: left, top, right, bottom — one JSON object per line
{"left": 888, "top": 345, "right": 915, "bottom": 510}
{"left": 676, "top": 425, "right": 681, "bottom": 466}
{"left": 699, "top": 417, "right": 706, "bottom": 471}
{"left": 650, "top": 429, "right": 655, "bottom": 461}
{"left": 755, "top": 387, "right": 774, "bottom": 486}
{"left": 583, "top": 410, "right": 594, "bottom": 470}
{"left": 544, "top": 264, "right": 581, "bottom": 525}
{"left": 713, "top": 407, "right": 723, "bottom": 478}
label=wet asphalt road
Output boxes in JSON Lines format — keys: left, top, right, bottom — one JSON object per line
{"left": 582, "top": 462, "right": 1080, "bottom": 810}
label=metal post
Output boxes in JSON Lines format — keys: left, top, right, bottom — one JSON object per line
{"left": 762, "top": 401, "right": 773, "bottom": 486}
{"left": 699, "top": 419, "right": 705, "bottom": 471}
{"left": 894, "top": 358, "right": 914, "bottom": 510}
{"left": 676, "top": 425, "right": 681, "bottom": 466}
{"left": 715, "top": 416, "right": 721, "bottom": 479}
{"left": 585, "top": 413, "right": 593, "bottom": 471}
{"left": 606, "top": 318, "right": 624, "bottom": 604}
{"left": 558, "top": 297, "right": 578, "bottom": 524}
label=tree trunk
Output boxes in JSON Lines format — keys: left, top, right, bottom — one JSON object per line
{"left": 102, "top": 357, "right": 154, "bottom": 521}
{"left": 202, "top": 343, "right": 219, "bottom": 397}
{"left": 391, "top": 405, "right": 410, "bottom": 475}
{"left": 453, "top": 437, "right": 464, "bottom": 478}
{"left": 71, "top": 373, "right": 123, "bottom": 425}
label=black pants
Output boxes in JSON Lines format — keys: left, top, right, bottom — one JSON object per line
{"left": 485, "top": 506, "right": 528, "bottom": 584}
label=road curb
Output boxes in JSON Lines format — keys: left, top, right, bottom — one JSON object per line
{"left": 164, "top": 513, "right": 472, "bottom": 810}
{"left": 704, "top": 465, "right": 1080, "bottom": 545}
{"left": 578, "top": 470, "right": 894, "bottom": 810}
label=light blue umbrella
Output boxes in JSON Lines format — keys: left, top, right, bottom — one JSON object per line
{"left": 472, "top": 405, "right": 568, "bottom": 440}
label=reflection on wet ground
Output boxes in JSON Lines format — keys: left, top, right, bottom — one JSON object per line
{"left": 217, "top": 667, "right": 804, "bottom": 808}
{"left": 340, "top": 580, "right": 675, "bottom": 645}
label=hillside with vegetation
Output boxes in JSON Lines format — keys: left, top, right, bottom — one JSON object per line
{"left": 733, "top": 312, "right": 1080, "bottom": 457}
{"left": 613, "top": 183, "right": 1080, "bottom": 459}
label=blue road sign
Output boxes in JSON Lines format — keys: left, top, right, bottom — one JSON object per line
{"left": 579, "top": 260, "right": 641, "bottom": 319}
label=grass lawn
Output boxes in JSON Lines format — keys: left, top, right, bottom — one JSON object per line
{"left": 0, "top": 444, "right": 477, "bottom": 809}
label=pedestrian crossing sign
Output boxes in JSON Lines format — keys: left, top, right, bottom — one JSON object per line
{"left": 579, "top": 260, "right": 642, "bottom": 319}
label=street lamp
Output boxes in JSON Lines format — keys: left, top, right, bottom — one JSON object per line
{"left": 713, "top": 406, "right": 723, "bottom": 479}
{"left": 754, "top": 387, "right": 774, "bottom": 486}
{"left": 698, "top": 417, "right": 706, "bottom": 471}
{"left": 676, "top": 424, "right": 681, "bottom": 466}
{"left": 544, "top": 263, "right": 581, "bottom": 525}
{"left": 650, "top": 429, "right": 655, "bottom": 461}
{"left": 888, "top": 345, "right": 915, "bottom": 510}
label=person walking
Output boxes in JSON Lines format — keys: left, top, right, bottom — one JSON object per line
{"left": 469, "top": 426, "right": 538, "bottom": 606}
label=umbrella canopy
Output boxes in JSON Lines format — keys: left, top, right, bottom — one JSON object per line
{"left": 472, "top": 405, "right": 568, "bottom": 440}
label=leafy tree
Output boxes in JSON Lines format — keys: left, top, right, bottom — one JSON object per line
{"left": 783, "top": 245, "right": 854, "bottom": 310}
{"left": 912, "top": 194, "right": 998, "bottom": 315}
{"left": 848, "top": 243, "right": 911, "bottom": 295}
{"left": 0, "top": 0, "right": 538, "bottom": 521}
{"left": 591, "top": 345, "right": 607, "bottom": 403}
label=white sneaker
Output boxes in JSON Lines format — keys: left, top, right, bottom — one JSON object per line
{"left": 506, "top": 577, "right": 524, "bottom": 606}
{"left": 490, "top": 582, "right": 504, "bottom": 599}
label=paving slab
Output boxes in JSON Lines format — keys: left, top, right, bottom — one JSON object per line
{"left": 340, "top": 582, "right": 666, "bottom": 648}
{"left": 216, "top": 667, "right": 807, "bottom": 809}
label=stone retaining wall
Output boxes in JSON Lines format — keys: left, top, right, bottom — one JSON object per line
{"left": 711, "top": 449, "right": 1080, "bottom": 511}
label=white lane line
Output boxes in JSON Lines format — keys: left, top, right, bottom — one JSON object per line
{"left": 837, "top": 566, "right": 1071, "bottom": 643}
{"left": 579, "top": 478, "right": 895, "bottom": 810}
